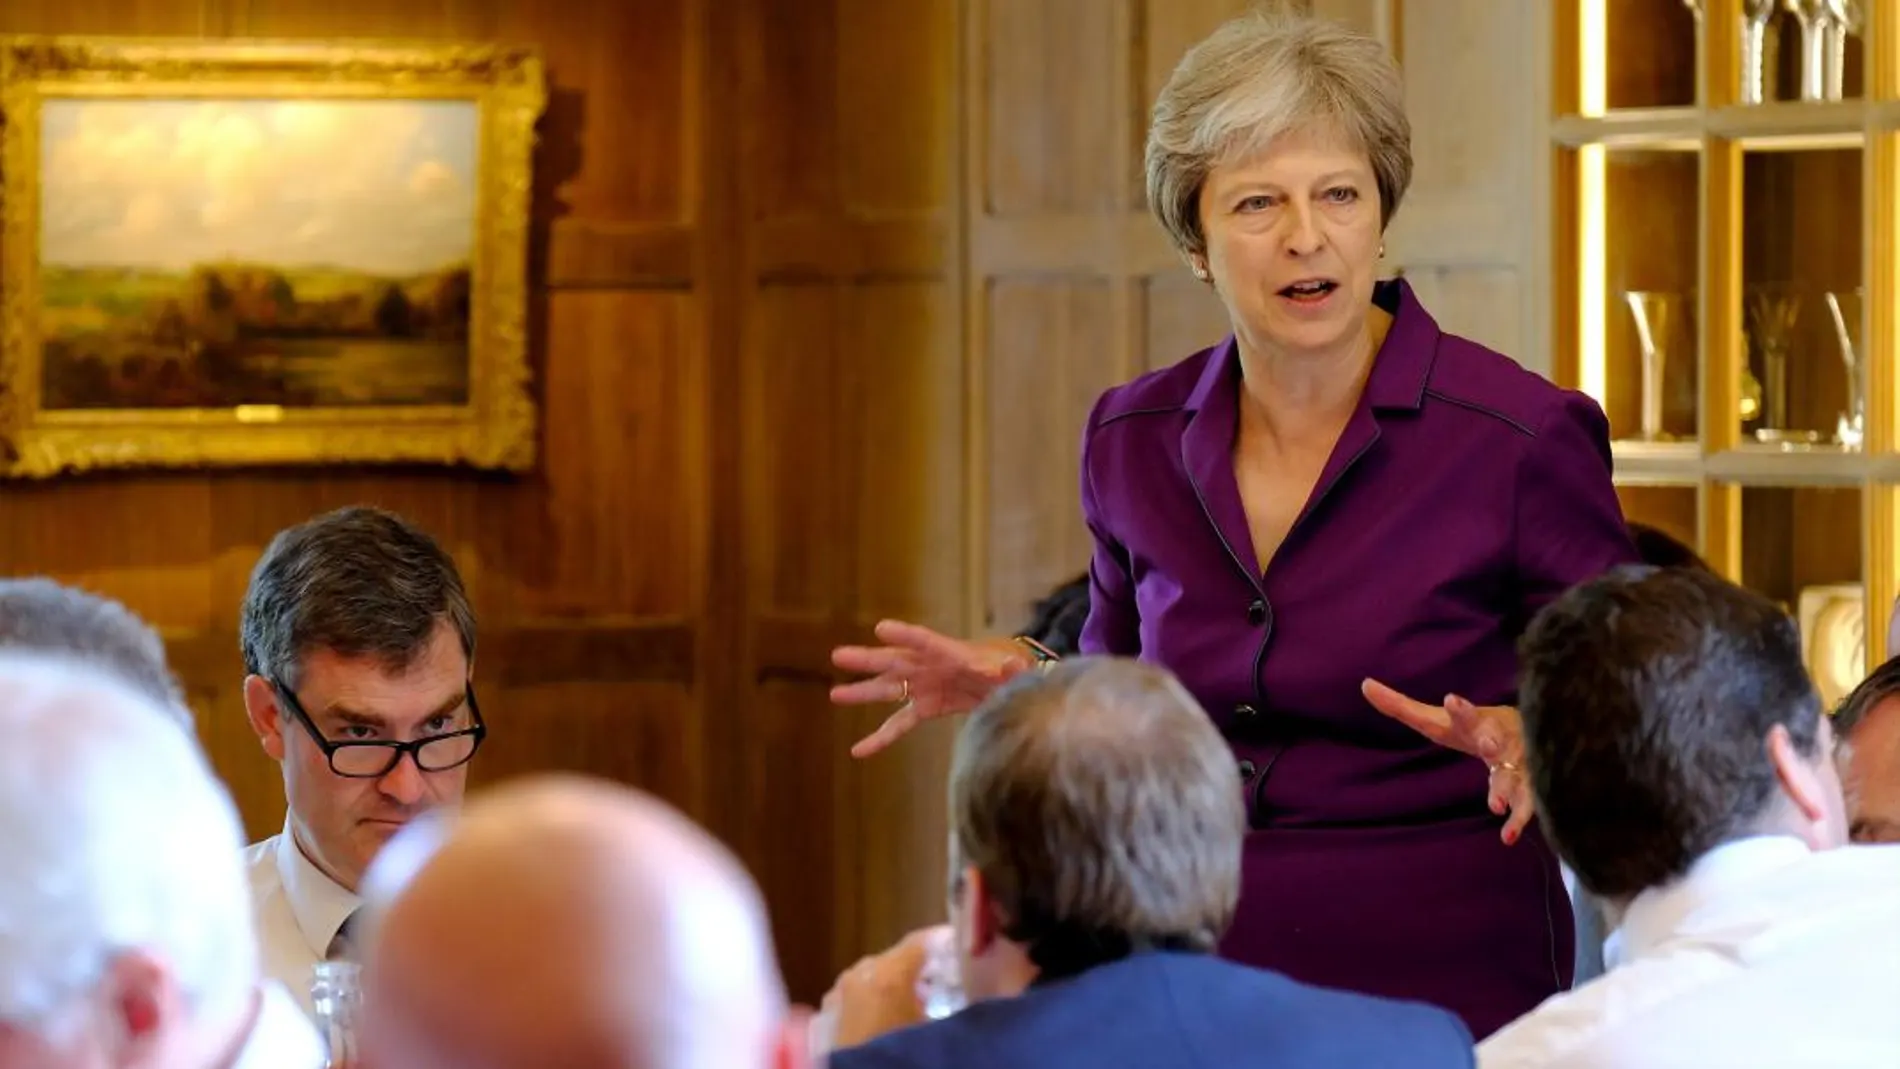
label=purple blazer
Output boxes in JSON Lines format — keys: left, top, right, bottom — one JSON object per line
{"left": 1077, "top": 278, "right": 1637, "bottom": 1039}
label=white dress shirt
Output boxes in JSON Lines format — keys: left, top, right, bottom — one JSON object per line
{"left": 244, "top": 821, "right": 362, "bottom": 1018}
{"left": 232, "top": 981, "right": 327, "bottom": 1069}
{"left": 1479, "top": 836, "right": 1900, "bottom": 1069}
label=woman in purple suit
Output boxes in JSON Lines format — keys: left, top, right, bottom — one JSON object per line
{"left": 831, "top": 10, "right": 1635, "bottom": 1039}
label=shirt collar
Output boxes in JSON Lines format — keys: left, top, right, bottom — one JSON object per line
{"left": 274, "top": 818, "right": 363, "bottom": 959}
{"left": 1603, "top": 835, "right": 1813, "bottom": 969}
{"left": 1183, "top": 276, "right": 1440, "bottom": 414}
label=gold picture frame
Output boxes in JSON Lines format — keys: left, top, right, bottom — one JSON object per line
{"left": 0, "top": 37, "right": 544, "bottom": 477}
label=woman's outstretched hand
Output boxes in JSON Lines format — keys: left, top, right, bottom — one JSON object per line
{"left": 830, "top": 620, "right": 1034, "bottom": 757}
{"left": 1361, "top": 678, "right": 1536, "bottom": 846}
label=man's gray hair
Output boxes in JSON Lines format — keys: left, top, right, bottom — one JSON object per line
{"left": 1833, "top": 655, "right": 1900, "bottom": 744}
{"left": 949, "top": 657, "right": 1245, "bottom": 973}
{"left": 0, "top": 653, "right": 256, "bottom": 1035}
{"left": 0, "top": 578, "right": 187, "bottom": 726}
{"left": 240, "top": 505, "right": 475, "bottom": 687}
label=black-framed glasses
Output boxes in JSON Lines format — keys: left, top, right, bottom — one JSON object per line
{"left": 271, "top": 678, "right": 487, "bottom": 779}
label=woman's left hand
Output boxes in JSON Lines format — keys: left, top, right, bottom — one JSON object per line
{"left": 1360, "top": 679, "right": 1535, "bottom": 846}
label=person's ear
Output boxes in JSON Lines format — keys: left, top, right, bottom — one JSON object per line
{"left": 1766, "top": 723, "right": 1837, "bottom": 848}
{"left": 242, "top": 675, "right": 288, "bottom": 761}
{"left": 99, "top": 949, "right": 182, "bottom": 1063}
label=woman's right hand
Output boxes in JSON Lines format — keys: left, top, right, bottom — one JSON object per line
{"left": 830, "top": 620, "right": 1035, "bottom": 757}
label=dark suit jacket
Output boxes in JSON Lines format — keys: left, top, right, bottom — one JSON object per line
{"left": 828, "top": 952, "right": 1474, "bottom": 1069}
{"left": 1077, "top": 278, "right": 1638, "bottom": 1036}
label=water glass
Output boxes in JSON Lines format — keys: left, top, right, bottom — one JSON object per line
{"left": 914, "top": 926, "right": 966, "bottom": 1020}
{"left": 310, "top": 961, "right": 363, "bottom": 1069}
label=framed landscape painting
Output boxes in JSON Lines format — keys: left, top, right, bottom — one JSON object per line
{"left": 0, "top": 38, "right": 544, "bottom": 477}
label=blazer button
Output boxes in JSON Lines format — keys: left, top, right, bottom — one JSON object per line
{"left": 1238, "top": 759, "right": 1258, "bottom": 780}
{"left": 1247, "top": 599, "right": 1267, "bottom": 626}
{"left": 1233, "top": 704, "right": 1260, "bottom": 725}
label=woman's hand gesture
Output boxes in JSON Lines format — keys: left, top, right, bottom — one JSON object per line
{"left": 830, "top": 620, "right": 1035, "bottom": 757}
{"left": 1361, "top": 678, "right": 1536, "bottom": 845}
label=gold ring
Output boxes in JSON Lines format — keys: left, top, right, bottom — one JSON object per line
{"left": 1489, "top": 760, "right": 1521, "bottom": 775}
{"left": 897, "top": 678, "right": 911, "bottom": 705}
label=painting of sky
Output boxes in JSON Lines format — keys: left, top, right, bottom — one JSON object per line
{"left": 41, "top": 98, "right": 477, "bottom": 275}
{"left": 36, "top": 98, "right": 481, "bottom": 411}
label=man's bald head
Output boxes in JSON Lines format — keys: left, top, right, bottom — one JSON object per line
{"left": 362, "top": 775, "right": 803, "bottom": 1069}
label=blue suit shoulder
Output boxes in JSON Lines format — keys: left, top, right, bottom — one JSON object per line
{"left": 830, "top": 953, "right": 1474, "bottom": 1069}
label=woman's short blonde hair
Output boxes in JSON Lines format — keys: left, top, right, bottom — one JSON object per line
{"left": 1145, "top": 7, "right": 1413, "bottom": 256}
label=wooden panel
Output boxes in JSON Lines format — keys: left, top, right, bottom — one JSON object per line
{"left": 1401, "top": 265, "right": 1524, "bottom": 364}
{"left": 1141, "top": 272, "right": 1229, "bottom": 371}
{"left": 238, "top": 0, "right": 500, "bottom": 36}
{"left": 838, "top": 0, "right": 955, "bottom": 213}
{"left": 546, "top": 221, "right": 699, "bottom": 289}
{"left": 744, "top": 285, "right": 845, "bottom": 615}
{"left": 495, "top": 0, "right": 696, "bottom": 223}
{"left": 0, "top": 1, "right": 210, "bottom": 33}
{"left": 732, "top": 0, "right": 961, "bottom": 1004}
{"left": 983, "top": 0, "right": 1121, "bottom": 215}
{"left": 743, "top": 0, "right": 838, "bottom": 218}
{"left": 1616, "top": 484, "right": 1700, "bottom": 548}
{"left": 1388, "top": 0, "right": 1544, "bottom": 372}
{"left": 847, "top": 282, "right": 963, "bottom": 620}
{"left": 740, "top": 679, "right": 854, "bottom": 1000}
{"left": 985, "top": 279, "right": 1116, "bottom": 628}
{"left": 484, "top": 292, "right": 699, "bottom": 618}
{"left": 473, "top": 681, "right": 700, "bottom": 809}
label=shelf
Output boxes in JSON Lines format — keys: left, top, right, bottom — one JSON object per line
{"left": 1706, "top": 446, "right": 1869, "bottom": 486}
{"left": 1551, "top": 109, "right": 1702, "bottom": 148}
{"left": 1736, "top": 486, "right": 1866, "bottom": 705}
{"left": 1611, "top": 440, "right": 1703, "bottom": 485}
{"left": 1707, "top": 102, "right": 1867, "bottom": 147}
{"left": 1555, "top": 0, "right": 1896, "bottom": 670}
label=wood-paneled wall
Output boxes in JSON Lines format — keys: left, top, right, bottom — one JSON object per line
{"left": 0, "top": 0, "right": 963, "bottom": 1003}
{"left": 0, "top": 0, "right": 1547, "bottom": 1005}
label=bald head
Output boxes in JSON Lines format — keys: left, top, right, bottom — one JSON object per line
{"left": 362, "top": 775, "right": 801, "bottom": 1069}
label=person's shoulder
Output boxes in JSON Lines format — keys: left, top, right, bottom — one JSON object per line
{"left": 829, "top": 1017, "right": 982, "bottom": 1069}
{"left": 1476, "top": 982, "right": 1619, "bottom": 1069}
{"left": 1086, "top": 340, "right": 1226, "bottom": 433}
{"left": 1163, "top": 955, "right": 1473, "bottom": 1063}
{"left": 1422, "top": 331, "right": 1596, "bottom": 442}
{"left": 243, "top": 832, "right": 279, "bottom": 868}
{"left": 243, "top": 833, "right": 283, "bottom": 890}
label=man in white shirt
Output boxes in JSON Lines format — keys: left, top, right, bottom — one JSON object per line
{"left": 0, "top": 653, "right": 323, "bottom": 1069}
{"left": 1829, "top": 657, "right": 1900, "bottom": 844}
{"left": 358, "top": 774, "right": 811, "bottom": 1069}
{"left": 238, "top": 505, "right": 484, "bottom": 1013}
{"left": 1480, "top": 565, "right": 1900, "bottom": 1068}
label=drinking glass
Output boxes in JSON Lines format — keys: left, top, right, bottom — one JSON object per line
{"left": 914, "top": 926, "right": 966, "bottom": 1020}
{"left": 311, "top": 961, "right": 363, "bottom": 1069}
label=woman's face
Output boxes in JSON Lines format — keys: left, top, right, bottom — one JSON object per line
{"left": 1195, "top": 125, "right": 1384, "bottom": 360}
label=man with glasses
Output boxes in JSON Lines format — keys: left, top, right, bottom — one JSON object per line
{"left": 238, "top": 505, "right": 485, "bottom": 1014}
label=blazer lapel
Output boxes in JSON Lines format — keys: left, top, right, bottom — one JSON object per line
{"left": 1180, "top": 340, "right": 1266, "bottom": 589}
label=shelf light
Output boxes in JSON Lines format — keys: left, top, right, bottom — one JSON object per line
{"left": 1574, "top": 0, "right": 1609, "bottom": 408}
{"left": 1579, "top": 142, "right": 1607, "bottom": 407}
{"left": 1579, "top": 0, "right": 1606, "bottom": 118}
